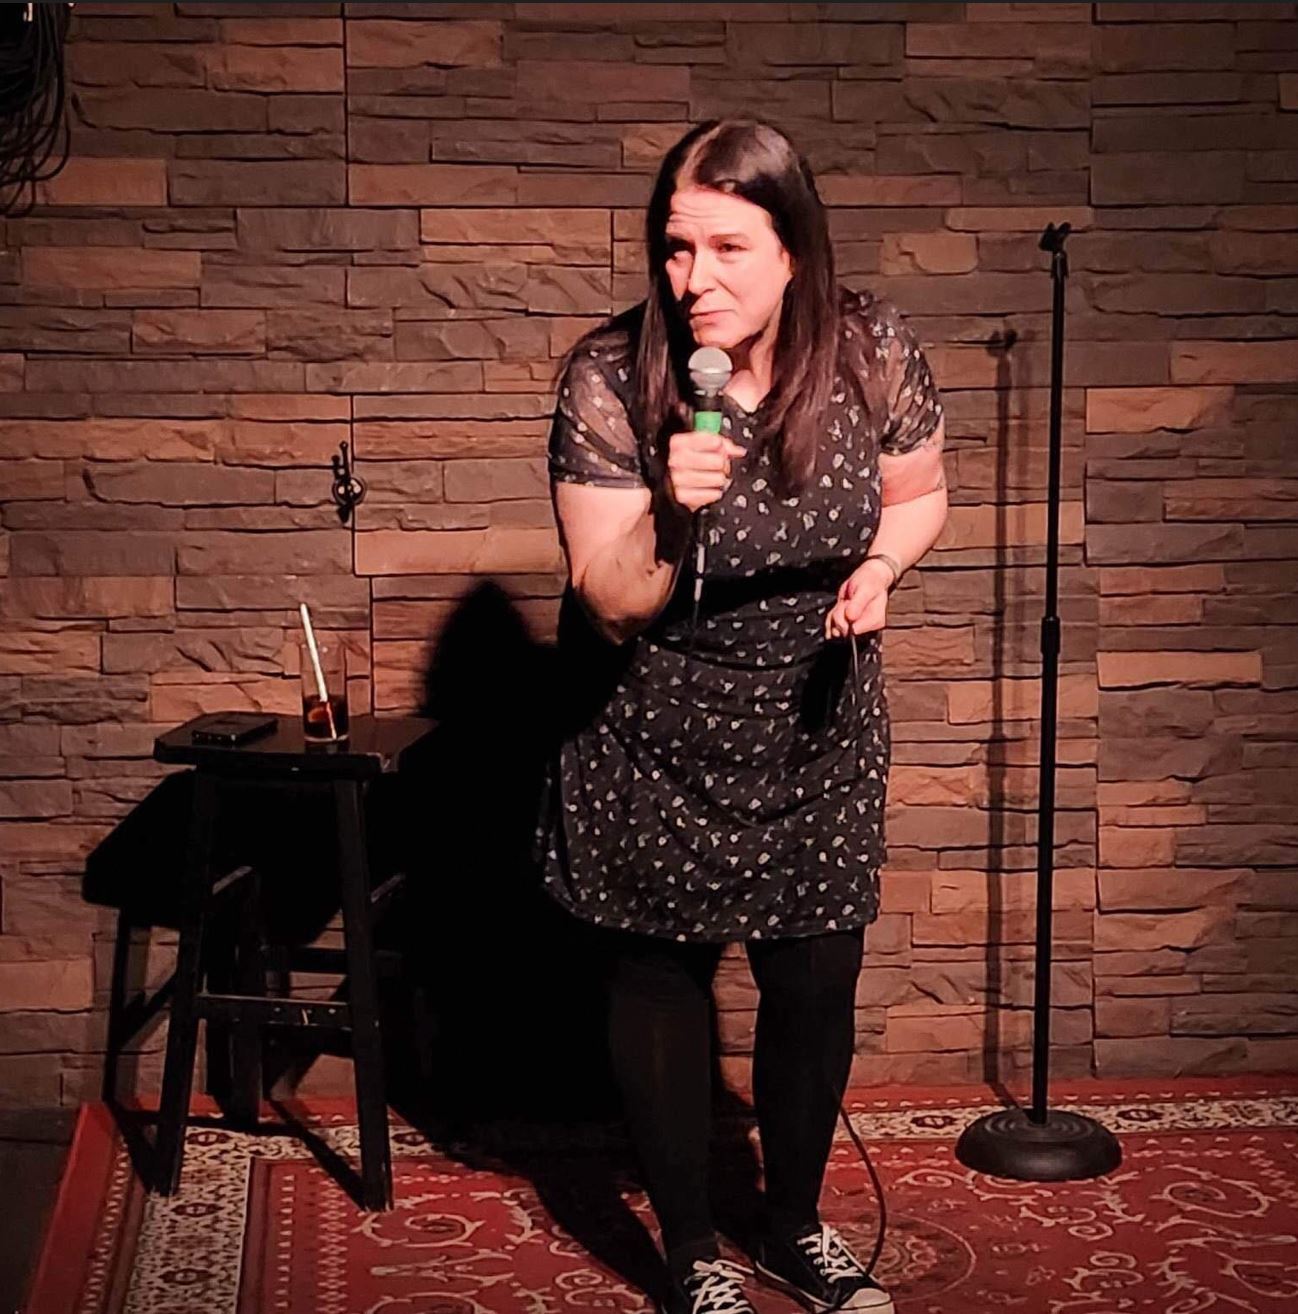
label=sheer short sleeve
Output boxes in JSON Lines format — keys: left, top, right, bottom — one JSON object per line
{"left": 548, "top": 340, "right": 646, "bottom": 489}
{"left": 842, "top": 289, "right": 943, "bottom": 457}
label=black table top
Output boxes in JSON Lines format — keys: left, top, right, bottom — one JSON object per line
{"left": 154, "top": 713, "right": 437, "bottom": 779}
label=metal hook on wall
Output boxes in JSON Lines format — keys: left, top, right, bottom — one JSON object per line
{"left": 330, "top": 441, "right": 366, "bottom": 526}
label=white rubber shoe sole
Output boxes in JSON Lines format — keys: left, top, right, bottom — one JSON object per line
{"left": 753, "top": 1259, "right": 895, "bottom": 1314}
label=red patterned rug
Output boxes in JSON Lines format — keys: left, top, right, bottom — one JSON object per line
{"left": 27, "top": 1078, "right": 1298, "bottom": 1313}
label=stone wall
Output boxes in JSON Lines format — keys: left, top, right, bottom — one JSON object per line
{"left": 1, "top": 2, "right": 1297, "bottom": 1107}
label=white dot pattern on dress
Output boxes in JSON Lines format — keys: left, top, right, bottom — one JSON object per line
{"left": 538, "top": 287, "right": 943, "bottom": 943}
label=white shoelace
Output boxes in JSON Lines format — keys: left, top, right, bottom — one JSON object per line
{"left": 796, "top": 1224, "right": 869, "bottom": 1282}
{"left": 685, "top": 1258, "right": 753, "bottom": 1313}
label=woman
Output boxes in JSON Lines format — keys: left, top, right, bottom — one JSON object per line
{"left": 537, "top": 119, "right": 948, "bottom": 1314}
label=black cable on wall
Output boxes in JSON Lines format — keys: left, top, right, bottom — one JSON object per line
{"left": 0, "top": 1, "right": 73, "bottom": 215}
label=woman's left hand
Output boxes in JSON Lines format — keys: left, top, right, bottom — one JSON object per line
{"left": 824, "top": 558, "right": 894, "bottom": 640}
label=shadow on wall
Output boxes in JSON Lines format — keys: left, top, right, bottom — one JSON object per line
{"left": 983, "top": 322, "right": 1023, "bottom": 1097}
{"left": 978, "top": 322, "right": 1091, "bottom": 1093}
{"left": 405, "top": 581, "right": 764, "bottom": 1298}
{"left": 80, "top": 580, "right": 622, "bottom": 1129}
{"left": 402, "top": 578, "right": 620, "bottom": 1122}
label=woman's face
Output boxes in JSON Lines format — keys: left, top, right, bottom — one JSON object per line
{"left": 664, "top": 185, "right": 794, "bottom": 352}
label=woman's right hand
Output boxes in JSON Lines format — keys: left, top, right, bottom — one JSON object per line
{"left": 664, "top": 430, "right": 749, "bottom": 513}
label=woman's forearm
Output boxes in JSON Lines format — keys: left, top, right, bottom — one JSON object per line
{"left": 867, "top": 486, "right": 949, "bottom": 580}
{"left": 576, "top": 493, "right": 693, "bottom": 644}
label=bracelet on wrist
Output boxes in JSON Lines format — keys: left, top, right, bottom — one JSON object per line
{"left": 863, "top": 552, "right": 902, "bottom": 589}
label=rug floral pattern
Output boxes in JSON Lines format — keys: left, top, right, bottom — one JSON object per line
{"left": 51, "top": 1089, "right": 1298, "bottom": 1314}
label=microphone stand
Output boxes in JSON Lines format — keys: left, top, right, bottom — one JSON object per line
{"left": 954, "top": 222, "right": 1122, "bottom": 1181}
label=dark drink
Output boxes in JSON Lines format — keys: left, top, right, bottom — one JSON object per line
{"left": 298, "top": 639, "right": 349, "bottom": 742}
{"left": 302, "top": 692, "right": 349, "bottom": 742}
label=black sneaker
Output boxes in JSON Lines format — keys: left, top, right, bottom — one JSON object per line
{"left": 659, "top": 1256, "right": 756, "bottom": 1314}
{"left": 755, "top": 1223, "right": 893, "bottom": 1312}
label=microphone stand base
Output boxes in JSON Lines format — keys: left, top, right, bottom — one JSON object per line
{"left": 955, "top": 1106, "right": 1121, "bottom": 1182}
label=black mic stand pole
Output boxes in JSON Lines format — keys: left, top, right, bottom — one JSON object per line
{"left": 954, "top": 222, "right": 1122, "bottom": 1181}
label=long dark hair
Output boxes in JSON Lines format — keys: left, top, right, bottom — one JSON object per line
{"left": 633, "top": 118, "right": 840, "bottom": 497}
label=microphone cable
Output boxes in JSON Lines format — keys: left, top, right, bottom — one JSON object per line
{"left": 677, "top": 373, "right": 888, "bottom": 1276}
{"left": 829, "top": 1040, "right": 889, "bottom": 1283}
{"left": 689, "top": 507, "right": 709, "bottom": 641}
{"left": 829, "top": 627, "right": 889, "bottom": 1286}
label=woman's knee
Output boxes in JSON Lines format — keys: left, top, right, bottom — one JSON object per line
{"left": 608, "top": 934, "right": 721, "bottom": 1007}
{"left": 747, "top": 929, "right": 864, "bottom": 1012}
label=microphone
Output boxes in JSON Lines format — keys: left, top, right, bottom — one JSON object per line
{"left": 686, "top": 347, "right": 733, "bottom": 635}
{"left": 688, "top": 345, "right": 732, "bottom": 435}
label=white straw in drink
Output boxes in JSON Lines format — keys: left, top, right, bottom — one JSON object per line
{"left": 298, "top": 602, "right": 338, "bottom": 739}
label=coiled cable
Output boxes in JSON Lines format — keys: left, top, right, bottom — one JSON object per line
{"left": 0, "top": 2, "right": 73, "bottom": 216}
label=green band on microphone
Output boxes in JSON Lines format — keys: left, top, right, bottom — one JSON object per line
{"left": 694, "top": 409, "right": 723, "bottom": 435}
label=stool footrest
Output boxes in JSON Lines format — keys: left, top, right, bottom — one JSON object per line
{"left": 263, "top": 945, "right": 406, "bottom": 976}
{"left": 370, "top": 870, "right": 405, "bottom": 916}
{"left": 196, "top": 993, "right": 352, "bottom": 1031}
{"left": 211, "top": 864, "right": 257, "bottom": 899}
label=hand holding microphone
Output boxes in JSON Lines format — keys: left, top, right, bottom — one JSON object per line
{"left": 672, "top": 346, "right": 740, "bottom": 636}
{"left": 665, "top": 429, "right": 748, "bottom": 513}
{"left": 666, "top": 346, "right": 745, "bottom": 514}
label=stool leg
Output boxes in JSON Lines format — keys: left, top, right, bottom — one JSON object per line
{"left": 335, "top": 778, "right": 393, "bottom": 1210}
{"left": 202, "top": 898, "right": 237, "bottom": 1107}
{"left": 229, "top": 868, "right": 266, "bottom": 1127}
{"left": 156, "top": 771, "right": 218, "bottom": 1195}
{"left": 102, "top": 906, "right": 134, "bottom": 1106}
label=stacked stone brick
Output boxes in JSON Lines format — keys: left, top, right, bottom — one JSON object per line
{"left": 0, "top": 2, "right": 1295, "bottom": 1106}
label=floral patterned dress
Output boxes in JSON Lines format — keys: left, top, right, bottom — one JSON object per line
{"left": 537, "top": 287, "right": 943, "bottom": 943}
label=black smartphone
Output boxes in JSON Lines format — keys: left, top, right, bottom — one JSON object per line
{"left": 190, "top": 712, "right": 279, "bottom": 746}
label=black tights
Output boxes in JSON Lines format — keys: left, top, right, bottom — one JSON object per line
{"left": 606, "top": 927, "right": 864, "bottom": 1272}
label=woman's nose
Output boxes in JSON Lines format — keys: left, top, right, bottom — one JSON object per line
{"left": 686, "top": 250, "right": 715, "bottom": 296}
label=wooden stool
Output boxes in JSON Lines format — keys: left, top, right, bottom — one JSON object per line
{"left": 150, "top": 713, "right": 435, "bottom": 1210}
